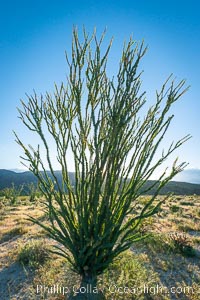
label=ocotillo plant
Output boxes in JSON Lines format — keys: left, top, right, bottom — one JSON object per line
{"left": 3, "top": 183, "right": 24, "bottom": 205}
{"left": 15, "top": 28, "right": 190, "bottom": 299}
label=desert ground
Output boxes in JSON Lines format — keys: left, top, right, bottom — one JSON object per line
{"left": 0, "top": 195, "right": 200, "bottom": 300}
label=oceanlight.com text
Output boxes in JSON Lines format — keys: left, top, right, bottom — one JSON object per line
{"left": 107, "top": 283, "right": 197, "bottom": 295}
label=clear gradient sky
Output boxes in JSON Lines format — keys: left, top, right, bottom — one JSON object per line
{"left": 0, "top": 0, "right": 199, "bottom": 176}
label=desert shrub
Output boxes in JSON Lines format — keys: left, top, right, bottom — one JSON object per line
{"left": 143, "top": 233, "right": 172, "bottom": 254}
{"left": 139, "top": 216, "right": 154, "bottom": 234}
{"left": 26, "top": 183, "right": 41, "bottom": 203}
{"left": 139, "top": 196, "right": 150, "bottom": 205}
{"left": 0, "top": 196, "right": 6, "bottom": 209}
{"left": 170, "top": 205, "right": 180, "bottom": 213}
{"left": 18, "top": 239, "right": 50, "bottom": 268}
{"left": 1, "top": 183, "right": 24, "bottom": 205}
{"left": 168, "top": 232, "right": 196, "bottom": 257}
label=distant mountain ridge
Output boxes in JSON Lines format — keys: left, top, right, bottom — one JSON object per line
{"left": 0, "top": 169, "right": 200, "bottom": 195}
{"left": 0, "top": 169, "right": 38, "bottom": 187}
{"left": 173, "top": 168, "right": 200, "bottom": 184}
{"left": 0, "top": 169, "right": 75, "bottom": 192}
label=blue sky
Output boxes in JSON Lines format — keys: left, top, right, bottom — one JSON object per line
{"left": 0, "top": 0, "right": 199, "bottom": 177}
